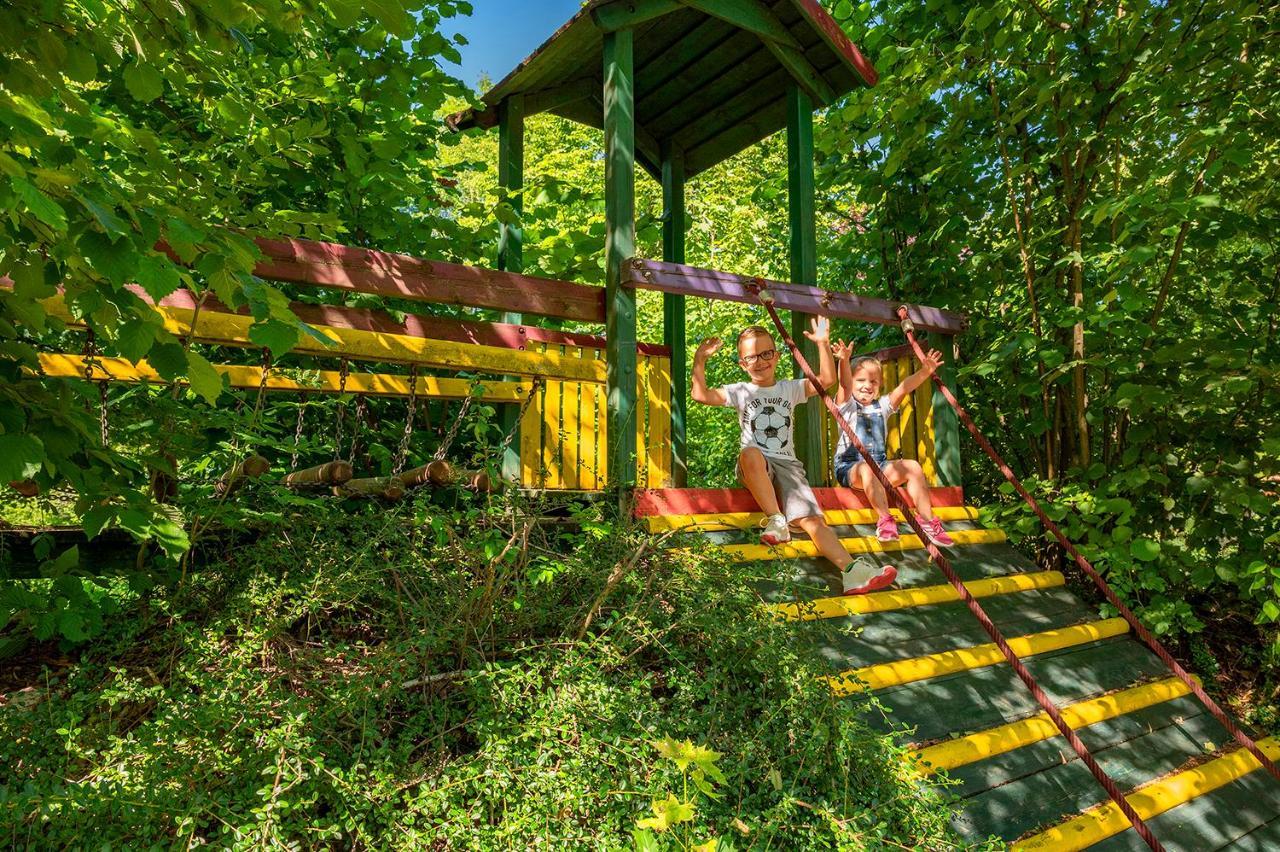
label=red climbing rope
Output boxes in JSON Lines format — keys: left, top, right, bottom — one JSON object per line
{"left": 895, "top": 304, "right": 1280, "bottom": 787}
{"left": 748, "top": 283, "right": 1165, "bottom": 851}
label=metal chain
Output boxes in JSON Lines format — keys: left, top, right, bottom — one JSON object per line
{"left": 98, "top": 381, "right": 109, "bottom": 446}
{"left": 494, "top": 376, "right": 541, "bottom": 460}
{"left": 290, "top": 394, "right": 307, "bottom": 472}
{"left": 350, "top": 394, "right": 368, "bottom": 465}
{"left": 432, "top": 390, "right": 473, "bottom": 462}
{"left": 333, "top": 358, "right": 349, "bottom": 461}
{"left": 248, "top": 347, "right": 271, "bottom": 431}
{"left": 392, "top": 365, "right": 419, "bottom": 475}
{"left": 81, "top": 329, "right": 109, "bottom": 445}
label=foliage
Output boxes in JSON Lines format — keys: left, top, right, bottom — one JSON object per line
{"left": 0, "top": 495, "right": 974, "bottom": 849}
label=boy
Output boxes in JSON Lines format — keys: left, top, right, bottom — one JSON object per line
{"left": 692, "top": 318, "right": 897, "bottom": 596}
{"left": 832, "top": 344, "right": 955, "bottom": 547}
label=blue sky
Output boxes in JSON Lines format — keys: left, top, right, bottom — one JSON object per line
{"left": 445, "top": 0, "right": 584, "bottom": 90}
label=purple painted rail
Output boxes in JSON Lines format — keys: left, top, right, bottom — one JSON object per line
{"left": 621, "top": 258, "right": 967, "bottom": 335}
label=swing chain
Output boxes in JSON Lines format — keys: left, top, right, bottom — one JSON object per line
{"left": 392, "top": 365, "right": 419, "bottom": 475}
{"left": 494, "top": 376, "right": 541, "bottom": 461}
{"left": 432, "top": 391, "right": 473, "bottom": 462}
{"left": 249, "top": 347, "right": 271, "bottom": 430}
{"left": 290, "top": 394, "right": 307, "bottom": 472}
{"left": 333, "top": 358, "right": 349, "bottom": 460}
{"left": 350, "top": 393, "right": 368, "bottom": 465}
{"left": 81, "top": 329, "right": 110, "bottom": 445}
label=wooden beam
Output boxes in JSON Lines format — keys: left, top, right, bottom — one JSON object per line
{"left": 40, "top": 295, "right": 607, "bottom": 383}
{"left": 524, "top": 78, "right": 597, "bottom": 115}
{"left": 932, "top": 334, "right": 963, "bottom": 487}
{"left": 604, "top": 28, "right": 638, "bottom": 489}
{"left": 621, "top": 259, "right": 969, "bottom": 335}
{"left": 676, "top": 0, "right": 802, "bottom": 49}
{"left": 591, "top": 0, "right": 682, "bottom": 31}
{"left": 787, "top": 83, "right": 823, "bottom": 481}
{"left": 35, "top": 354, "right": 534, "bottom": 402}
{"left": 128, "top": 286, "right": 670, "bottom": 355}
{"left": 790, "top": 0, "right": 879, "bottom": 87}
{"left": 661, "top": 140, "right": 687, "bottom": 488}
{"left": 197, "top": 237, "right": 608, "bottom": 323}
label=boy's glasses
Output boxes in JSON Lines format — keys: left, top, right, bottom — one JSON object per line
{"left": 739, "top": 349, "right": 777, "bottom": 366}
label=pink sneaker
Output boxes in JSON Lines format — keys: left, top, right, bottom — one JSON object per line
{"left": 875, "top": 514, "right": 900, "bottom": 542}
{"left": 917, "top": 515, "right": 956, "bottom": 547}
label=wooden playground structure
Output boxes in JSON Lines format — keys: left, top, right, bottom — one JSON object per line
{"left": 16, "top": 0, "right": 1280, "bottom": 848}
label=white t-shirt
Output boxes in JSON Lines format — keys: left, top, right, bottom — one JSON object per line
{"left": 721, "top": 379, "right": 809, "bottom": 461}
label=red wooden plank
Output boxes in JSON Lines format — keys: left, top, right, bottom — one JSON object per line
{"left": 251, "top": 237, "right": 606, "bottom": 323}
{"left": 622, "top": 257, "right": 967, "bottom": 335}
{"left": 633, "top": 486, "right": 966, "bottom": 517}
{"left": 126, "top": 286, "right": 669, "bottom": 355}
{"left": 791, "top": 0, "right": 879, "bottom": 87}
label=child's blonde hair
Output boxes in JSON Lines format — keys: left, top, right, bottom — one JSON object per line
{"left": 850, "top": 355, "right": 881, "bottom": 376}
{"left": 736, "top": 326, "right": 774, "bottom": 352}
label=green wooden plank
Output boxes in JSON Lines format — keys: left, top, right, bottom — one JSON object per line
{"left": 673, "top": 65, "right": 794, "bottom": 152}
{"left": 681, "top": 0, "right": 803, "bottom": 49}
{"left": 945, "top": 695, "right": 1208, "bottom": 797}
{"left": 635, "top": 17, "right": 734, "bottom": 107}
{"left": 604, "top": 28, "right": 637, "bottom": 490}
{"left": 788, "top": 587, "right": 1091, "bottom": 671}
{"left": 867, "top": 638, "right": 1169, "bottom": 744}
{"left": 931, "top": 334, "right": 963, "bottom": 487}
{"left": 683, "top": 96, "right": 790, "bottom": 175}
{"left": 645, "top": 37, "right": 773, "bottom": 137}
{"left": 591, "top": 0, "right": 682, "bottom": 31}
{"left": 497, "top": 94, "right": 525, "bottom": 483}
{"left": 1212, "top": 804, "right": 1280, "bottom": 851}
{"left": 662, "top": 140, "right": 688, "bottom": 487}
{"left": 787, "top": 83, "right": 823, "bottom": 483}
{"left": 952, "top": 706, "right": 1228, "bottom": 841}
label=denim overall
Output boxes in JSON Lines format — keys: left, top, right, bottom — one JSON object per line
{"left": 834, "top": 398, "right": 890, "bottom": 487}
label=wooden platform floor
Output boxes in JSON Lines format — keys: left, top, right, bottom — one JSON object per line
{"left": 641, "top": 493, "right": 1280, "bottom": 850}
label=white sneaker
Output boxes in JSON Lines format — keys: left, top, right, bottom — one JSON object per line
{"left": 760, "top": 513, "right": 791, "bottom": 546}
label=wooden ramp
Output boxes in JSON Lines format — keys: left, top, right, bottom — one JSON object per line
{"left": 637, "top": 488, "right": 1280, "bottom": 850}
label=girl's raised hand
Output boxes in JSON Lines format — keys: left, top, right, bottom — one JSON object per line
{"left": 831, "top": 339, "right": 852, "bottom": 361}
{"left": 921, "top": 348, "right": 945, "bottom": 374}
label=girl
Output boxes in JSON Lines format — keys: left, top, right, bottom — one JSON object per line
{"left": 832, "top": 343, "right": 955, "bottom": 547}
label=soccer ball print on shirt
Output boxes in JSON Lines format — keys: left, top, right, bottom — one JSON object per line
{"left": 752, "top": 405, "right": 791, "bottom": 452}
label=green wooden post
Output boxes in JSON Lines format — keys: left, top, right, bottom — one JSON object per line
{"left": 786, "top": 84, "right": 823, "bottom": 482}
{"left": 604, "top": 29, "right": 637, "bottom": 490}
{"left": 661, "top": 140, "right": 687, "bottom": 487}
{"left": 932, "top": 334, "right": 963, "bottom": 487}
{"left": 497, "top": 94, "right": 525, "bottom": 483}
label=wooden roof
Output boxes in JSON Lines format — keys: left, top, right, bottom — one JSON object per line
{"left": 448, "top": 0, "right": 877, "bottom": 178}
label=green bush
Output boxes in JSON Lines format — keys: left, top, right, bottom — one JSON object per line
{"left": 0, "top": 494, "right": 979, "bottom": 849}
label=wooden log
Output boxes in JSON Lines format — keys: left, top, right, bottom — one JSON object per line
{"left": 215, "top": 454, "right": 270, "bottom": 498}
{"left": 422, "top": 460, "right": 499, "bottom": 492}
{"left": 621, "top": 257, "right": 968, "bottom": 334}
{"left": 8, "top": 480, "right": 40, "bottom": 497}
{"left": 397, "top": 463, "right": 433, "bottom": 489}
{"left": 333, "top": 476, "right": 406, "bottom": 501}
{"left": 282, "top": 460, "right": 352, "bottom": 488}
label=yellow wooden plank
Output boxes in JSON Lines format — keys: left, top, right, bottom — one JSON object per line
{"left": 1014, "top": 736, "right": 1280, "bottom": 851}
{"left": 649, "top": 355, "right": 672, "bottom": 488}
{"left": 826, "top": 617, "right": 1130, "bottom": 694}
{"left": 915, "top": 368, "right": 937, "bottom": 484}
{"left": 914, "top": 676, "right": 1199, "bottom": 776}
{"left": 519, "top": 348, "right": 545, "bottom": 487}
{"left": 644, "top": 505, "right": 981, "bottom": 533}
{"left": 897, "top": 355, "right": 917, "bottom": 463}
{"left": 34, "top": 353, "right": 531, "bottom": 401}
{"left": 635, "top": 355, "right": 651, "bottom": 489}
{"left": 590, "top": 377, "right": 607, "bottom": 489}
{"left": 560, "top": 350, "right": 585, "bottom": 490}
{"left": 770, "top": 571, "right": 1065, "bottom": 622}
{"left": 542, "top": 373, "right": 563, "bottom": 489}
{"left": 718, "top": 526, "right": 1006, "bottom": 562}
{"left": 40, "top": 295, "right": 605, "bottom": 383}
{"left": 882, "top": 357, "right": 901, "bottom": 459}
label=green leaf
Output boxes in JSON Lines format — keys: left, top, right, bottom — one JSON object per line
{"left": 123, "top": 62, "right": 164, "bottom": 102}
{"left": 42, "top": 545, "right": 80, "bottom": 577}
{"left": 636, "top": 794, "right": 695, "bottom": 833}
{"left": 135, "top": 255, "right": 182, "bottom": 300}
{"left": 82, "top": 505, "right": 116, "bottom": 540}
{"left": 1131, "top": 539, "right": 1161, "bottom": 562}
{"left": 247, "top": 318, "right": 300, "bottom": 354}
{"left": 185, "top": 350, "right": 224, "bottom": 403}
{"left": 147, "top": 342, "right": 188, "bottom": 380}
{"left": 79, "top": 232, "right": 138, "bottom": 287}
{"left": 12, "top": 177, "right": 67, "bottom": 232}
{"left": 115, "top": 316, "right": 158, "bottom": 361}
{"left": 0, "top": 434, "right": 44, "bottom": 481}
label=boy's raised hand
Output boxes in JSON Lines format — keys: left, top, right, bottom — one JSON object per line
{"left": 803, "top": 315, "right": 831, "bottom": 343}
{"left": 695, "top": 337, "right": 724, "bottom": 360}
{"left": 921, "top": 348, "right": 945, "bottom": 374}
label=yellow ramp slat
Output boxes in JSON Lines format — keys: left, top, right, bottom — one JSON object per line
{"left": 41, "top": 295, "right": 605, "bottom": 383}
{"left": 914, "top": 676, "right": 1199, "bottom": 775}
{"left": 770, "top": 571, "right": 1065, "bottom": 622}
{"left": 35, "top": 354, "right": 531, "bottom": 402}
{"left": 826, "top": 617, "right": 1130, "bottom": 694}
{"left": 1014, "top": 737, "right": 1280, "bottom": 851}
{"left": 721, "top": 526, "right": 1005, "bottom": 562}
{"left": 646, "top": 505, "right": 980, "bottom": 533}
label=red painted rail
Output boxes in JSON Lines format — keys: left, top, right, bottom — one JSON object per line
{"left": 621, "top": 258, "right": 967, "bottom": 335}
{"left": 633, "top": 486, "right": 965, "bottom": 517}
